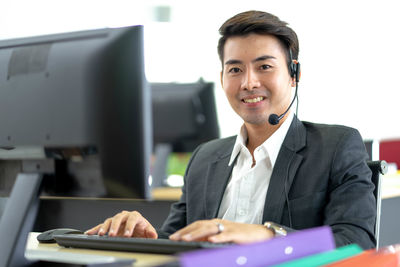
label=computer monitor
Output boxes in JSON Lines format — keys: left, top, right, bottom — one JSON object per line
{"left": 0, "top": 25, "right": 152, "bottom": 267}
{"left": 0, "top": 25, "right": 152, "bottom": 199}
{"left": 152, "top": 80, "right": 219, "bottom": 152}
{"left": 150, "top": 81, "right": 220, "bottom": 187}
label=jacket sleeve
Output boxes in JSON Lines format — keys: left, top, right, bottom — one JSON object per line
{"left": 325, "top": 128, "right": 376, "bottom": 249}
{"left": 273, "top": 128, "right": 376, "bottom": 249}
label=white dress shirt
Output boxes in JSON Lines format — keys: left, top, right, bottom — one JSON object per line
{"left": 217, "top": 112, "right": 294, "bottom": 224}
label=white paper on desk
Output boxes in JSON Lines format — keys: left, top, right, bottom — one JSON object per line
{"left": 25, "top": 249, "right": 133, "bottom": 265}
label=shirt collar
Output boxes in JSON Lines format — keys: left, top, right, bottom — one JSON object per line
{"left": 229, "top": 112, "right": 294, "bottom": 166}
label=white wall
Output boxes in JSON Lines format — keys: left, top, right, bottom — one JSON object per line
{"left": 2, "top": 0, "right": 399, "bottom": 140}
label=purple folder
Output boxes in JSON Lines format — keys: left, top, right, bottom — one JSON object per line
{"left": 179, "top": 226, "right": 335, "bottom": 267}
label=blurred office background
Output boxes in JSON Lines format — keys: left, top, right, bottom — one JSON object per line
{"left": 1, "top": 0, "right": 399, "bottom": 140}
{"left": 2, "top": 2, "right": 400, "bottom": 246}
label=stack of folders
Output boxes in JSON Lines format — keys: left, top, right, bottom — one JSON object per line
{"left": 178, "top": 226, "right": 336, "bottom": 267}
{"left": 325, "top": 244, "right": 400, "bottom": 267}
{"left": 269, "top": 244, "right": 400, "bottom": 267}
{"left": 172, "top": 225, "right": 400, "bottom": 267}
{"left": 272, "top": 244, "right": 362, "bottom": 267}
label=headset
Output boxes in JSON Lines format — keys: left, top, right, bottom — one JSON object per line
{"left": 282, "top": 50, "right": 300, "bottom": 228}
{"left": 268, "top": 49, "right": 300, "bottom": 126}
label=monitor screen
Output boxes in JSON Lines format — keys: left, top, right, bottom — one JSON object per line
{"left": 151, "top": 81, "right": 219, "bottom": 152}
{"left": 0, "top": 26, "right": 152, "bottom": 199}
{"left": 150, "top": 81, "right": 219, "bottom": 187}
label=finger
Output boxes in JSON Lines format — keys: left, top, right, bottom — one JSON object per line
{"left": 181, "top": 225, "right": 217, "bottom": 242}
{"left": 98, "top": 218, "right": 112, "bottom": 236}
{"left": 85, "top": 224, "right": 102, "bottom": 235}
{"left": 131, "top": 219, "right": 148, "bottom": 237}
{"left": 144, "top": 223, "right": 158, "bottom": 239}
{"left": 169, "top": 222, "right": 201, "bottom": 240}
{"left": 132, "top": 217, "right": 157, "bottom": 238}
{"left": 92, "top": 218, "right": 111, "bottom": 235}
{"left": 131, "top": 215, "right": 158, "bottom": 239}
{"left": 108, "top": 211, "right": 130, "bottom": 236}
{"left": 171, "top": 221, "right": 218, "bottom": 241}
{"left": 123, "top": 211, "right": 143, "bottom": 237}
{"left": 124, "top": 211, "right": 156, "bottom": 238}
{"left": 208, "top": 232, "right": 233, "bottom": 243}
{"left": 116, "top": 225, "right": 128, "bottom": 236}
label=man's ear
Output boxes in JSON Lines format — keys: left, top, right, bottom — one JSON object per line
{"left": 220, "top": 71, "right": 223, "bottom": 87}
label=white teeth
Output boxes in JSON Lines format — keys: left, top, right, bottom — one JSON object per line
{"left": 243, "top": 97, "right": 263, "bottom": 103}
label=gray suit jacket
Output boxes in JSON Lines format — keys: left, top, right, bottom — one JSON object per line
{"left": 160, "top": 117, "right": 376, "bottom": 249}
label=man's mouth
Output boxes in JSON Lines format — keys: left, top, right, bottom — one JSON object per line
{"left": 242, "top": 96, "right": 265, "bottom": 103}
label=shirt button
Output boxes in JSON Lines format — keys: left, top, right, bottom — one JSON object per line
{"left": 238, "top": 210, "right": 246, "bottom": 216}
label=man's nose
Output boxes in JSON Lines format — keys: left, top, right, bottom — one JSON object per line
{"left": 241, "top": 69, "right": 261, "bottom": 91}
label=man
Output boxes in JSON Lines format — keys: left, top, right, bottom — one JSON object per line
{"left": 86, "top": 10, "right": 376, "bottom": 249}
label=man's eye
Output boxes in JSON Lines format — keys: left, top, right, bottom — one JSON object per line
{"left": 260, "top": 64, "right": 271, "bottom": 70}
{"left": 228, "top": 67, "right": 241, "bottom": 73}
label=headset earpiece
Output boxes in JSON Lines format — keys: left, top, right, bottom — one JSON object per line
{"left": 289, "top": 50, "right": 300, "bottom": 83}
{"left": 290, "top": 61, "right": 297, "bottom": 78}
{"left": 294, "top": 61, "right": 300, "bottom": 83}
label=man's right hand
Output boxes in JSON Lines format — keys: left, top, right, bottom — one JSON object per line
{"left": 85, "top": 211, "right": 157, "bottom": 239}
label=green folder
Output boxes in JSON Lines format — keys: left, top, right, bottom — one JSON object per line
{"left": 272, "top": 244, "right": 363, "bottom": 267}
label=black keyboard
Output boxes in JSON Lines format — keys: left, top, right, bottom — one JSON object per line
{"left": 54, "top": 234, "right": 230, "bottom": 254}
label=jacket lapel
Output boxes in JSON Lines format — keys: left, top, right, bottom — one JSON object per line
{"left": 204, "top": 137, "right": 237, "bottom": 219}
{"left": 262, "top": 117, "right": 306, "bottom": 223}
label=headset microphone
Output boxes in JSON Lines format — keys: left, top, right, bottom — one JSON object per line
{"left": 268, "top": 53, "right": 300, "bottom": 126}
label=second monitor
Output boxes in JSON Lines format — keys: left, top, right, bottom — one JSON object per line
{"left": 151, "top": 81, "right": 220, "bottom": 187}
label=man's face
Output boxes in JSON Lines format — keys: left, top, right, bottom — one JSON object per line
{"left": 221, "top": 33, "right": 293, "bottom": 126}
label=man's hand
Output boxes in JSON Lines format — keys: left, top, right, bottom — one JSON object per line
{"left": 85, "top": 211, "right": 157, "bottom": 239}
{"left": 169, "top": 219, "right": 274, "bottom": 244}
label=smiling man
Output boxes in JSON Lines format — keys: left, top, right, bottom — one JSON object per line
{"left": 221, "top": 33, "right": 295, "bottom": 152}
{"left": 87, "top": 10, "right": 376, "bottom": 249}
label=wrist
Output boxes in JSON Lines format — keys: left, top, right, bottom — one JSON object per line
{"left": 263, "top": 221, "right": 287, "bottom": 237}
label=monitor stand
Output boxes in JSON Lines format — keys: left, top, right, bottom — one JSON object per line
{"left": 0, "top": 173, "right": 134, "bottom": 267}
{"left": 151, "top": 143, "right": 172, "bottom": 188}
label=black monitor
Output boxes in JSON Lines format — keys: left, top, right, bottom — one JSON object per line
{"left": 152, "top": 80, "right": 219, "bottom": 152}
{"left": 0, "top": 25, "right": 152, "bottom": 199}
{"left": 150, "top": 81, "right": 220, "bottom": 187}
{"left": 0, "top": 25, "right": 152, "bottom": 266}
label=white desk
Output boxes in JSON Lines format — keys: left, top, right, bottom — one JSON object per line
{"left": 25, "top": 232, "right": 176, "bottom": 267}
